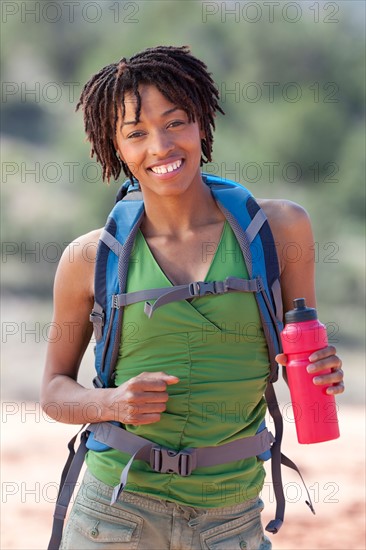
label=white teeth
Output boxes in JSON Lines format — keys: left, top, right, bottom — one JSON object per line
{"left": 151, "top": 159, "right": 182, "bottom": 174}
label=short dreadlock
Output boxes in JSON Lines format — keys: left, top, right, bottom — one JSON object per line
{"left": 76, "top": 45, "right": 225, "bottom": 183}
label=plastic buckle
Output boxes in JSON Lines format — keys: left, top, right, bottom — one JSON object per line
{"left": 189, "top": 282, "right": 203, "bottom": 297}
{"left": 212, "top": 280, "right": 226, "bottom": 294}
{"left": 89, "top": 311, "right": 104, "bottom": 325}
{"left": 150, "top": 447, "right": 196, "bottom": 476}
{"left": 189, "top": 281, "right": 224, "bottom": 297}
{"left": 203, "top": 282, "right": 216, "bottom": 295}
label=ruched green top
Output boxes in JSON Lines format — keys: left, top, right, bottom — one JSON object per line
{"left": 86, "top": 221, "right": 270, "bottom": 507}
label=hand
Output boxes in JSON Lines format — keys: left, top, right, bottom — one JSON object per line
{"left": 108, "top": 371, "right": 180, "bottom": 425}
{"left": 276, "top": 345, "right": 344, "bottom": 395}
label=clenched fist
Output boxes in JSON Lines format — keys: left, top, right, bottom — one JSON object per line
{"left": 106, "top": 371, "right": 180, "bottom": 425}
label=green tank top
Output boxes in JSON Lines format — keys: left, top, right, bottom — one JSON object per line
{"left": 86, "top": 221, "right": 270, "bottom": 507}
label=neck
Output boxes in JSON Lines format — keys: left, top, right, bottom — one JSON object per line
{"left": 141, "top": 178, "right": 224, "bottom": 238}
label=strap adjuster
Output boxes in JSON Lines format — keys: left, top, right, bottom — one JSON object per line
{"left": 89, "top": 310, "right": 104, "bottom": 325}
{"left": 112, "top": 295, "right": 121, "bottom": 309}
{"left": 150, "top": 446, "right": 196, "bottom": 476}
{"left": 189, "top": 280, "right": 227, "bottom": 297}
{"left": 89, "top": 308, "right": 105, "bottom": 341}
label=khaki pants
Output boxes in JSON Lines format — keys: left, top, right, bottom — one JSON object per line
{"left": 60, "top": 469, "right": 272, "bottom": 550}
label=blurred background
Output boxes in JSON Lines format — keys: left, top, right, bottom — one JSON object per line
{"left": 1, "top": 1, "right": 365, "bottom": 549}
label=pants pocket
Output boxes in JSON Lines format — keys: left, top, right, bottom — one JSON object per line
{"left": 200, "top": 510, "right": 271, "bottom": 550}
{"left": 60, "top": 500, "right": 143, "bottom": 549}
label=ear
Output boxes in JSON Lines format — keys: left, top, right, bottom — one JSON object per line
{"left": 113, "top": 140, "right": 124, "bottom": 162}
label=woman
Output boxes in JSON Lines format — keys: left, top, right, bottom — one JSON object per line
{"left": 41, "top": 46, "right": 344, "bottom": 549}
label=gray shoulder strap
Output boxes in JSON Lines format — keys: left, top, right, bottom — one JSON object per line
{"left": 100, "top": 229, "right": 124, "bottom": 257}
{"left": 245, "top": 208, "right": 267, "bottom": 244}
{"left": 271, "top": 278, "right": 283, "bottom": 323}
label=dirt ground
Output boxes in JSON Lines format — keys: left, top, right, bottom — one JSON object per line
{"left": 1, "top": 402, "right": 365, "bottom": 550}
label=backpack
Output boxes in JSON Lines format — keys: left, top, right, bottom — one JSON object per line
{"left": 48, "top": 173, "right": 314, "bottom": 550}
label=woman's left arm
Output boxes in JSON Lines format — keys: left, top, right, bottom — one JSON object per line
{"left": 259, "top": 199, "right": 344, "bottom": 395}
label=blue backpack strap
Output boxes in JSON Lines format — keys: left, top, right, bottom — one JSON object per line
{"left": 91, "top": 194, "right": 144, "bottom": 389}
{"left": 205, "top": 174, "right": 283, "bottom": 378}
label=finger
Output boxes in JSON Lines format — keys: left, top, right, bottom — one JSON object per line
{"left": 124, "top": 390, "right": 170, "bottom": 404}
{"left": 312, "top": 368, "right": 344, "bottom": 386}
{"left": 130, "top": 375, "right": 178, "bottom": 392}
{"left": 138, "top": 402, "right": 167, "bottom": 414}
{"left": 326, "top": 382, "right": 345, "bottom": 395}
{"left": 275, "top": 353, "right": 287, "bottom": 365}
{"left": 142, "top": 371, "right": 179, "bottom": 382}
{"left": 119, "top": 401, "right": 167, "bottom": 423}
{"left": 142, "top": 391, "right": 170, "bottom": 403}
{"left": 307, "top": 355, "right": 342, "bottom": 374}
{"left": 308, "top": 345, "right": 337, "bottom": 362}
{"left": 165, "top": 376, "right": 180, "bottom": 385}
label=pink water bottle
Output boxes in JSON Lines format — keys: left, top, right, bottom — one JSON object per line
{"left": 280, "top": 298, "right": 340, "bottom": 444}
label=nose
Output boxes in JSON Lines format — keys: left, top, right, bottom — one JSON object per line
{"left": 148, "top": 129, "right": 175, "bottom": 157}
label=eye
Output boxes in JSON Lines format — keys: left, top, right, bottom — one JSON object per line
{"left": 127, "top": 131, "right": 145, "bottom": 139}
{"left": 167, "top": 120, "right": 185, "bottom": 129}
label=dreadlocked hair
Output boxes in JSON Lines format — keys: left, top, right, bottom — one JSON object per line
{"left": 75, "top": 45, "right": 225, "bottom": 183}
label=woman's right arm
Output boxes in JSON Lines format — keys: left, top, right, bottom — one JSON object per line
{"left": 40, "top": 230, "right": 179, "bottom": 425}
{"left": 40, "top": 229, "right": 114, "bottom": 424}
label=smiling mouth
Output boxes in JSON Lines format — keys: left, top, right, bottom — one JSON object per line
{"left": 149, "top": 159, "right": 183, "bottom": 175}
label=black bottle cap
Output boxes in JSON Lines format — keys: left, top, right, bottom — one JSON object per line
{"left": 285, "top": 298, "right": 318, "bottom": 323}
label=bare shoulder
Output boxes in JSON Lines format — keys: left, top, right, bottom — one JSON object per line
{"left": 55, "top": 228, "right": 103, "bottom": 300}
{"left": 60, "top": 227, "right": 103, "bottom": 268}
{"left": 68, "top": 227, "right": 103, "bottom": 260}
{"left": 257, "top": 199, "right": 314, "bottom": 276}
{"left": 257, "top": 198, "right": 310, "bottom": 226}
{"left": 257, "top": 198, "right": 312, "bottom": 241}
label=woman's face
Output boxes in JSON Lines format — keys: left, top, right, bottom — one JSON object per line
{"left": 114, "top": 84, "right": 205, "bottom": 198}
